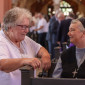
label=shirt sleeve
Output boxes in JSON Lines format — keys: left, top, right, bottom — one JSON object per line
{"left": 25, "top": 36, "right": 42, "bottom": 55}
{"left": 52, "top": 57, "right": 63, "bottom": 78}
{"left": 39, "top": 19, "right": 45, "bottom": 26}
{"left": 30, "top": 39, "right": 42, "bottom": 54}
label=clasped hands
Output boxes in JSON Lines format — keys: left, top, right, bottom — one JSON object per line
{"left": 23, "top": 57, "right": 51, "bottom": 70}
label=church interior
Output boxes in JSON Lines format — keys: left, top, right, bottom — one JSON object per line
{"left": 0, "top": 0, "right": 85, "bottom": 85}
{"left": 12, "top": 0, "right": 85, "bottom": 17}
{"left": 1, "top": 0, "right": 85, "bottom": 22}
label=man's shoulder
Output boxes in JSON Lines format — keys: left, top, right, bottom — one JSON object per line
{"left": 61, "top": 46, "right": 76, "bottom": 56}
{"left": 0, "top": 31, "right": 7, "bottom": 43}
{"left": 61, "top": 46, "right": 76, "bottom": 62}
{"left": 24, "top": 36, "right": 38, "bottom": 44}
{"left": 24, "top": 36, "right": 32, "bottom": 42}
{"left": 50, "top": 16, "right": 56, "bottom": 22}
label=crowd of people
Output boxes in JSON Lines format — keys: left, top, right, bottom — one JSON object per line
{"left": 0, "top": 7, "right": 85, "bottom": 85}
{"left": 29, "top": 10, "right": 75, "bottom": 59}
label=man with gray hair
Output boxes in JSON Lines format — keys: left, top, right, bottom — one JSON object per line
{"left": 53, "top": 17, "right": 85, "bottom": 78}
{"left": 0, "top": 7, "right": 51, "bottom": 85}
{"left": 34, "top": 13, "right": 47, "bottom": 48}
{"left": 47, "top": 10, "right": 62, "bottom": 59}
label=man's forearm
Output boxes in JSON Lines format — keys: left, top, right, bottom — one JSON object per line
{"left": 35, "top": 26, "right": 43, "bottom": 31}
{"left": 0, "top": 58, "right": 25, "bottom": 73}
{"left": 37, "top": 47, "right": 51, "bottom": 70}
{"left": 37, "top": 47, "right": 50, "bottom": 58}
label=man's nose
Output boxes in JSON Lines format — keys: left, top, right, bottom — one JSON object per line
{"left": 25, "top": 28, "right": 29, "bottom": 33}
{"left": 67, "top": 31, "right": 70, "bottom": 36}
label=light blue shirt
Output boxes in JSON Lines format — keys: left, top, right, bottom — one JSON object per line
{"left": 52, "top": 47, "right": 85, "bottom": 78}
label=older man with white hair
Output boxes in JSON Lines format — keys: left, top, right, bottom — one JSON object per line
{"left": 0, "top": 7, "right": 51, "bottom": 85}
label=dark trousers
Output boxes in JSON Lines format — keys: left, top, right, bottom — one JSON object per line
{"left": 38, "top": 33, "right": 47, "bottom": 48}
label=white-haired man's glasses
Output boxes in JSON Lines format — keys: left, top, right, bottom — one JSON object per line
{"left": 17, "top": 25, "right": 30, "bottom": 30}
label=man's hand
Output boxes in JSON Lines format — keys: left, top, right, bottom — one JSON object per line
{"left": 34, "top": 26, "right": 43, "bottom": 31}
{"left": 34, "top": 29, "right": 38, "bottom": 31}
{"left": 37, "top": 47, "right": 51, "bottom": 71}
{"left": 41, "top": 56, "right": 51, "bottom": 70}
{"left": 22, "top": 58, "right": 41, "bottom": 69}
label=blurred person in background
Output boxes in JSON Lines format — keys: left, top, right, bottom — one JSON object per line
{"left": 34, "top": 13, "right": 47, "bottom": 48}
{"left": 47, "top": 10, "right": 64, "bottom": 59}
{"left": 58, "top": 12, "right": 75, "bottom": 51}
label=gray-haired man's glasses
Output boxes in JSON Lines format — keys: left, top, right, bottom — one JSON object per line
{"left": 17, "top": 25, "right": 30, "bottom": 30}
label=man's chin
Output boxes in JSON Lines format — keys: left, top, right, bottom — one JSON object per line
{"left": 20, "top": 37, "right": 25, "bottom": 41}
{"left": 21, "top": 38, "right": 25, "bottom": 41}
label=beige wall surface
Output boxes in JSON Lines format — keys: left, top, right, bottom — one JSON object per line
{"left": 0, "top": 0, "right": 11, "bottom": 23}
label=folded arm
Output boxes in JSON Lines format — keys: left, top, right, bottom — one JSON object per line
{"left": 0, "top": 58, "right": 41, "bottom": 73}
{"left": 37, "top": 47, "right": 51, "bottom": 70}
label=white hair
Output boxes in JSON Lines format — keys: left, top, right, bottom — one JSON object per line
{"left": 2, "top": 7, "right": 32, "bottom": 31}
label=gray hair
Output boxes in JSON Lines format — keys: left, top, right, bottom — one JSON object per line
{"left": 57, "top": 12, "right": 64, "bottom": 18}
{"left": 2, "top": 7, "right": 32, "bottom": 31}
{"left": 71, "top": 19, "right": 85, "bottom": 32}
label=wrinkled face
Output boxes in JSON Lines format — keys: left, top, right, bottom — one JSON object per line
{"left": 68, "top": 23, "right": 83, "bottom": 45}
{"left": 8, "top": 18, "right": 30, "bottom": 42}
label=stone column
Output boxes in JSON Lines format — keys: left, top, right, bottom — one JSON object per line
{"left": 0, "top": 0, "right": 12, "bottom": 22}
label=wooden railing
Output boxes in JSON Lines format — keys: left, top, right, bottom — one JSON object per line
{"left": 20, "top": 66, "right": 34, "bottom": 85}
{"left": 20, "top": 65, "right": 85, "bottom": 85}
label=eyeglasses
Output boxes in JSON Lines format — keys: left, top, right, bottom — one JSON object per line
{"left": 17, "top": 25, "right": 30, "bottom": 30}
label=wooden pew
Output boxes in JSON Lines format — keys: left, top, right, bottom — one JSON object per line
{"left": 20, "top": 66, "right": 34, "bottom": 85}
